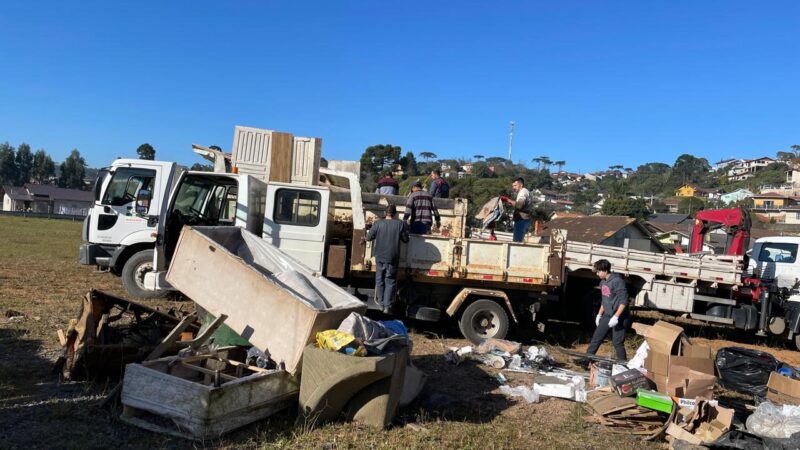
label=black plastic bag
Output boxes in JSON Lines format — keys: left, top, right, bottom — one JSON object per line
{"left": 705, "top": 430, "right": 800, "bottom": 450}
{"left": 715, "top": 347, "right": 778, "bottom": 397}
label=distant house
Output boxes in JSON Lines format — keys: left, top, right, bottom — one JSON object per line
{"left": 727, "top": 157, "right": 775, "bottom": 181}
{"left": 713, "top": 158, "right": 740, "bottom": 172}
{"left": 675, "top": 185, "right": 696, "bottom": 197}
{"left": 752, "top": 192, "right": 798, "bottom": 210}
{"left": 549, "top": 211, "right": 584, "bottom": 220}
{"left": 662, "top": 197, "right": 681, "bottom": 214}
{"left": 538, "top": 215, "right": 666, "bottom": 252}
{"left": 1, "top": 184, "right": 94, "bottom": 216}
{"left": 462, "top": 163, "right": 473, "bottom": 174}
{"left": 695, "top": 188, "right": 721, "bottom": 200}
{"left": 720, "top": 188, "right": 753, "bottom": 205}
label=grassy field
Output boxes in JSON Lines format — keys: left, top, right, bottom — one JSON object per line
{"left": 6, "top": 215, "right": 784, "bottom": 449}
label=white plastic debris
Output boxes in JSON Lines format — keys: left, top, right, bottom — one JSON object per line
{"left": 456, "top": 346, "right": 473, "bottom": 356}
{"left": 612, "top": 364, "right": 629, "bottom": 376}
{"left": 534, "top": 374, "right": 585, "bottom": 401}
{"left": 626, "top": 341, "right": 649, "bottom": 370}
{"left": 499, "top": 385, "right": 540, "bottom": 403}
{"left": 508, "top": 354, "right": 523, "bottom": 370}
{"left": 746, "top": 402, "right": 800, "bottom": 439}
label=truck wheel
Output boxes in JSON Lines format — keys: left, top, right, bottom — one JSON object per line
{"left": 121, "top": 250, "right": 166, "bottom": 299}
{"left": 458, "top": 299, "right": 509, "bottom": 344}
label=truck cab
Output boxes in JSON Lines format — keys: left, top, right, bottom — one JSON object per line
{"left": 80, "top": 159, "right": 181, "bottom": 297}
{"left": 749, "top": 236, "right": 800, "bottom": 302}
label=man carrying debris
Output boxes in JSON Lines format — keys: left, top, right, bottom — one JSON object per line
{"left": 405, "top": 180, "right": 441, "bottom": 234}
{"left": 363, "top": 205, "right": 409, "bottom": 314}
{"left": 586, "top": 259, "right": 629, "bottom": 360}
{"left": 375, "top": 172, "right": 399, "bottom": 195}
{"left": 501, "top": 177, "right": 533, "bottom": 242}
{"left": 429, "top": 169, "right": 450, "bottom": 198}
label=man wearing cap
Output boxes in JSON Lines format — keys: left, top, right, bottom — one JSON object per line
{"left": 363, "top": 205, "right": 409, "bottom": 314}
{"left": 405, "top": 180, "right": 441, "bottom": 234}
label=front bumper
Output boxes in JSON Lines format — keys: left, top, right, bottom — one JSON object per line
{"left": 79, "top": 243, "right": 114, "bottom": 267}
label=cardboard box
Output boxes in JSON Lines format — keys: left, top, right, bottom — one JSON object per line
{"left": 637, "top": 389, "right": 674, "bottom": 414}
{"left": 767, "top": 372, "right": 800, "bottom": 405}
{"left": 642, "top": 321, "right": 716, "bottom": 396}
{"left": 666, "top": 365, "right": 716, "bottom": 399}
{"left": 667, "top": 402, "right": 734, "bottom": 445}
{"left": 609, "top": 369, "right": 652, "bottom": 397}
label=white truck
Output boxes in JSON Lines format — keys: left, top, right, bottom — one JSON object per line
{"left": 559, "top": 234, "right": 800, "bottom": 349}
{"left": 139, "top": 167, "right": 565, "bottom": 343}
{"left": 79, "top": 159, "right": 185, "bottom": 298}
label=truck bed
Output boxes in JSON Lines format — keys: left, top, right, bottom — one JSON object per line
{"left": 564, "top": 241, "right": 744, "bottom": 286}
{"left": 358, "top": 234, "right": 558, "bottom": 288}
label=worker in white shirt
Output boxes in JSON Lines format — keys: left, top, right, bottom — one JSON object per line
{"left": 501, "top": 177, "right": 533, "bottom": 242}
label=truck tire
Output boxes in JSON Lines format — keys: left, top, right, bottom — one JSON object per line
{"left": 458, "top": 299, "right": 509, "bottom": 344}
{"left": 121, "top": 249, "right": 167, "bottom": 299}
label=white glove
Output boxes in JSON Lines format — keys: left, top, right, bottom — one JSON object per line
{"left": 608, "top": 315, "right": 619, "bottom": 328}
{"left": 595, "top": 314, "right": 601, "bottom": 327}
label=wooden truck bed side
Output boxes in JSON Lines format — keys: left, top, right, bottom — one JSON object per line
{"left": 355, "top": 233, "right": 561, "bottom": 290}
{"left": 565, "top": 241, "right": 744, "bottom": 286}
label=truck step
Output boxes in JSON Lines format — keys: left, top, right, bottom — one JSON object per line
{"left": 693, "top": 294, "right": 737, "bottom": 306}
{"left": 688, "top": 313, "right": 735, "bottom": 325}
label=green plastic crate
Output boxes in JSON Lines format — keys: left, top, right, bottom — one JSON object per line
{"left": 636, "top": 389, "right": 673, "bottom": 414}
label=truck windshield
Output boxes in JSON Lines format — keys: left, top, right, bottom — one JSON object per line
{"left": 103, "top": 168, "right": 156, "bottom": 206}
{"left": 759, "top": 242, "right": 798, "bottom": 263}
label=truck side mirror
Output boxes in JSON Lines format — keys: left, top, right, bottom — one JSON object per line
{"left": 136, "top": 189, "right": 152, "bottom": 215}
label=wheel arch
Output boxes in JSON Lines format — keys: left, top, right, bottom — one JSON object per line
{"left": 445, "top": 288, "right": 518, "bottom": 323}
{"left": 110, "top": 242, "right": 155, "bottom": 273}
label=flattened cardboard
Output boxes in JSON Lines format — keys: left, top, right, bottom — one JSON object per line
{"left": 767, "top": 372, "right": 800, "bottom": 405}
{"left": 667, "top": 423, "right": 703, "bottom": 445}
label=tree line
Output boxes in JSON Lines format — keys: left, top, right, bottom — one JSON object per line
{"left": 358, "top": 143, "right": 800, "bottom": 223}
{"left": 0, "top": 141, "right": 158, "bottom": 190}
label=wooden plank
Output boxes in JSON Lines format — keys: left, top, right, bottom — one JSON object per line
{"left": 56, "top": 329, "right": 67, "bottom": 347}
{"left": 146, "top": 313, "right": 198, "bottom": 360}
{"left": 269, "top": 132, "right": 293, "bottom": 183}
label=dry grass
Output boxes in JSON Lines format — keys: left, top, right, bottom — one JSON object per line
{"left": 0, "top": 215, "right": 663, "bottom": 449}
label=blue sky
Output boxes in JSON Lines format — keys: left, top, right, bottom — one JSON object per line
{"left": 1, "top": 1, "right": 798, "bottom": 172}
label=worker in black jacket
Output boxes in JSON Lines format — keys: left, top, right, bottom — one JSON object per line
{"left": 362, "top": 205, "right": 409, "bottom": 314}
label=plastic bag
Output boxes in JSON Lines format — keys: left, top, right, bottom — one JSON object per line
{"left": 746, "top": 401, "right": 800, "bottom": 439}
{"left": 715, "top": 347, "right": 778, "bottom": 396}
{"left": 315, "top": 330, "right": 366, "bottom": 356}
{"left": 499, "top": 385, "right": 540, "bottom": 403}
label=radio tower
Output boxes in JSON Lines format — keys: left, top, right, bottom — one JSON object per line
{"left": 508, "top": 121, "right": 515, "bottom": 161}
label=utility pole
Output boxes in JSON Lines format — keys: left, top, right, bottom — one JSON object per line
{"left": 508, "top": 121, "right": 515, "bottom": 161}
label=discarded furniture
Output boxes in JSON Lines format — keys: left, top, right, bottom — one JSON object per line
{"left": 55, "top": 290, "right": 196, "bottom": 380}
{"left": 166, "top": 226, "right": 366, "bottom": 375}
{"left": 298, "top": 344, "right": 409, "bottom": 429}
{"left": 121, "top": 352, "right": 299, "bottom": 440}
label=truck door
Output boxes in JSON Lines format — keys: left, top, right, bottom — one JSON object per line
{"left": 263, "top": 185, "right": 329, "bottom": 272}
{"left": 89, "top": 166, "right": 160, "bottom": 246}
{"left": 754, "top": 241, "right": 800, "bottom": 292}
